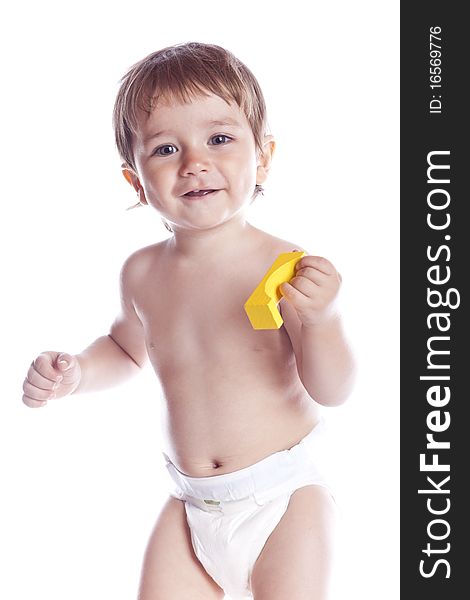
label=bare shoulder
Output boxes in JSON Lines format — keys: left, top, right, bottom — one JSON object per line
{"left": 121, "top": 240, "right": 168, "bottom": 281}
{"left": 250, "top": 227, "right": 310, "bottom": 259}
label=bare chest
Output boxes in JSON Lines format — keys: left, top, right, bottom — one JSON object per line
{"left": 135, "top": 264, "right": 283, "bottom": 369}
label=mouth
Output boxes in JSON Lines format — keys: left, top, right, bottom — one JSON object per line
{"left": 182, "top": 189, "right": 219, "bottom": 198}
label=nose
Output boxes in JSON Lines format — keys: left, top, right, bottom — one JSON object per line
{"left": 179, "top": 146, "right": 211, "bottom": 177}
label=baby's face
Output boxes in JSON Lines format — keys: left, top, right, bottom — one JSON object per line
{"left": 132, "top": 92, "right": 264, "bottom": 232}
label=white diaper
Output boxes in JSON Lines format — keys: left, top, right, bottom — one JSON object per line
{"left": 164, "top": 420, "right": 331, "bottom": 600}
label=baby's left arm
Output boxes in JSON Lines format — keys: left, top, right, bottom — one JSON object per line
{"left": 280, "top": 255, "right": 356, "bottom": 406}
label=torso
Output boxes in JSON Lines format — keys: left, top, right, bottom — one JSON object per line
{"left": 131, "top": 229, "right": 320, "bottom": 477}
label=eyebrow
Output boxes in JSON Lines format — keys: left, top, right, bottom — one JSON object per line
{"left": 144, "top": 119, "right": 242, "bottom": 143}
{"left": 208, "top": 119, "right": 242, "bottom": 127}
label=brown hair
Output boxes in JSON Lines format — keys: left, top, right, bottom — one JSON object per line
{"left": 113, "top": 42, "right": 268, "bottom": 198}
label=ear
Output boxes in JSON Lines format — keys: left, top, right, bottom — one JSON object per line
{"left": 121, "top": 164, "right": 148, "bottom": 206}
{"left": 256, "top": 135, "right": 276, "bottom": 185}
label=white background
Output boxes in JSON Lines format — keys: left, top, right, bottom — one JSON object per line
{"left": 0, "top": 1, "right": 399, "bottom": 598}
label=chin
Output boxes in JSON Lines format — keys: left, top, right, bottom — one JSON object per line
{"left": 189, "top": 218, "right": 230, "bottom": 231}
{"left": 184, "top": 211, "right": 243, "bottom": 231}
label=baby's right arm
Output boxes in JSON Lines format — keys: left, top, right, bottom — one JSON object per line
{"left": 22, "top": 255, "right": 148, "bottom": 408}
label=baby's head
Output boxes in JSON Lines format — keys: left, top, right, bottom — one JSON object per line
{"left": 113, "top": 42, "right": 272, "bottom": 207}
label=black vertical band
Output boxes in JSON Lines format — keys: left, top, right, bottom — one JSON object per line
{"left": 401, "top": 2, "right": 468, "bottom": 597}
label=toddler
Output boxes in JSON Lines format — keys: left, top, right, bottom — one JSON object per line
{"left": 23, "top": 42, "right": 355, "bottom": 600}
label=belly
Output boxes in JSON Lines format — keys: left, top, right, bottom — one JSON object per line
{"left": 160, "top": 383, "right": 320, "bottom": 477}
{"left": 145, "top": 294, "right": 318, "bottom": 476}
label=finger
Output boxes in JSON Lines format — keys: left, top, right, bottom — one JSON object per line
{"left": 55, "top": 353, "right": 75, "bottom": 373}
{"left": 22, "top": 379, "right": 55, "bottom": 402}
{"left": 55, "top": 355, "right": 80, "bottom": 387}
{"left": 22, "top": 394, "right": 47, "bottom": 408}
{"left": 288, "top": 275, "right": 318, "bottom": 298}
{"left": 27, "top": 364, "right": 61, "bottom": 390}
{"left": 295, "top": 256, "right": 335, "bottom": 276}
{"left": 33, "top": 353, "right": 61, "bottom": 381}
{"left": 280, "top": 281, "right": 311, "bottom": 307}
{"left": 294, "top": 267, "right": 329, "bottom": 287}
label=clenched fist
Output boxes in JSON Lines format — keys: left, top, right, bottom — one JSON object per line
{"left": 280, "top": 255, "right": 342, "bottom": 328}
{"left": 22, "top": 352, "right": 81, "bottom": 408}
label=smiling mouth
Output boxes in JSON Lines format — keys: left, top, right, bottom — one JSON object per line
{"left": 183, "top": 189, "right": 219, "bottom": 198}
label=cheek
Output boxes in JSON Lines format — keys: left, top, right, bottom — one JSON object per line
{"left": 225, "top": 151, "right": 257, "bottom": 191}
{"left": 240, "top": 164, "right": 258, "bottom": 194}
{"left": 141, "top": 164, "right": 172, "bottom": 195}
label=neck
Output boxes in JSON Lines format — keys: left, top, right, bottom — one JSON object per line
{"left": 167, "top": 213, "right": 256, "bottom": 260}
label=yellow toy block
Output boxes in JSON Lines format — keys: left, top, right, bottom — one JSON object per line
{"left": 244, "top": 251, "right": 306, "bottom": 329}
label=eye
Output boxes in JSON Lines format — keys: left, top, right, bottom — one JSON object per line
{"left": 153, "top": 144, "right": 177, "bottom": 156}
{"left": 210, "top": 134, "right": 232, "bottom": 145}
